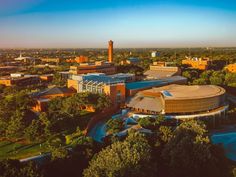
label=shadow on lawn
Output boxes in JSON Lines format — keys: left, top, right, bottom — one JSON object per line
{"left": 0, "top": 142, "right": 13, "bottom": 148}
{"left": 7, "top": 143, "right": 40, "bottom": 154}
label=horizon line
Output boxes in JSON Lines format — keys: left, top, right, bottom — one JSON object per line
{"left": 1, "top": 46, "right": 236, "bottom": 50}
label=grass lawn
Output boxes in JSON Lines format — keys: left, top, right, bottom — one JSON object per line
{"left": 0, "top": 141, "right": 49, "bottom": 160}
{"left": 0, "top": 111, "right": 95, "bottom": 160}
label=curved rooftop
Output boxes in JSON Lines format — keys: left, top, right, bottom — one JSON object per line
{"left": 142, "top": 84, "right": 225, "bottom": 100}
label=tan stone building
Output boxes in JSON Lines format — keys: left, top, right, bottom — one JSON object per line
{"left": 127, "top": 84, "right": 228, "bottom": 120}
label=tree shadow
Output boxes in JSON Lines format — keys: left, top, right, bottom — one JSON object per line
{"left": 0, "top": 142, "right": 13, "bottom": 148}
{"left": 7, "top": 143, "right": 40, "bottom": 153}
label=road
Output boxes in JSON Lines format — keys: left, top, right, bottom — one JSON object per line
{"left": 20, "top": 152, "right": 51, "bottom": 164}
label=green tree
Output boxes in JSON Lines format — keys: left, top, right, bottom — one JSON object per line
{"left": 95, "top": 93, "right": 112, "bottom": 111}
{"left": 47, "top": 97, "right": 65, "bottom": 115}
{"left": 39, "top": 112, "right": 51, "bottom": 136}
{"left": 162, "top": 120, "right": 229, "bottom": 177}
{"left": 182, "top": 70, "right": 199, "bottom": 83}
{"left": 52, "top": 72, "right": 66, "bottom": 87}
{"left": 0, "top": 160, "right": 42, "bottom": 177}
{"left": 225, "top": 72, "right": 236, "bottom": 87}
{"left": 0, "top": 90, "right": 33, "bottom": 134}
{"left": 200, "top": 70, "right": 213, "bottom": 80}
{"left": 209, "top": 71, "right": 225, "bottom": 85}
{"left": 24, "top": 119, "right": 44, "bottom": 142}
{"left": 0, "top": 84, "right": 5, "bottom": 93}
{"left": 5, "top": 110, "right": 26, "bottom": 138}
{"left": 138, "top": 117, "right": 155, "bottom": 129}
{"left": 138, "top": 115, "right": 165, "bottom": 130}
{"left": 50, "top": 146, "right": 69, "bottom": 160}
{"left": 159, "top": 126, "right": 173, "bottom": 143}
{"left": 83, "top": 132, "right": 152, "bottom": 177}
{"left": 192, "top": 78, "right": 207, "bottom": 85}
{"left": 106, "top": 118, "right": 124, "bottom": 135}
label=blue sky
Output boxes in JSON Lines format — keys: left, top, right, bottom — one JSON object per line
{"left": 0, "top": 0, "right": 236, "bottom": 48}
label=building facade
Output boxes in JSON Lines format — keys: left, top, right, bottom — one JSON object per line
{"left": 120, "top": 58, "right": 140, "bottom": 65}
{"left": 68, "top": 73, "right": 126, "bottom": 105}
{"left": 41, "top": 58, "right": 61, "bottom": 63}
{"left": 182, "top": 57, "right": 210, "bottom": 70}
{"left": 145, "top": 62, "right": 181, "bottom": 80}
{"left": 0, "top": 76, "right": 40, "bottom": 87}
{"left": 66, "top": 56, "right": 89, "bottom": 63}
{"left": 69, "top": 62, "right": 116, "bottom": 75}
{"left": 32, "top": 87, "right": 75, "bottom": 112}
{"left": 127, "top": 84, "right": 228, "bottom": 120}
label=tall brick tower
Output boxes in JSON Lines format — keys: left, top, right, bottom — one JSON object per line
{"left": 108, "top": 40, "right": 113, "bottom": 63}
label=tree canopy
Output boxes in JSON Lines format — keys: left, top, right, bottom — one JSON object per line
{"left": 84, "top": 132, "right": 152, "bottom": 177}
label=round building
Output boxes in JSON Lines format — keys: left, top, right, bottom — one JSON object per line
{"left": 126, "top": 84, "right": 228, "bottom": 120}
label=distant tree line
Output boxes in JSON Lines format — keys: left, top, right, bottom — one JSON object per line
{"left": 182, "top": 69, "right": 236, "bottom": 87}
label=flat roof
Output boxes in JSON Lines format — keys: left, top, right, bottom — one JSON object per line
{"left": 126, "top": 80, "right": 166, "bottom": 90}
{"left": 83, "top": 75, "right": 124, "bottom": 84}
{"left": 125, "top": 76, "right": 186, "bottom": 90}
{"left": 110, "top": 73, "right": 135, "bottom": 77}
{"left": 144, "top": 70, "right": 177, "bottom": 79}
{"left": 142, "top": 84, "right": 225, "bottom": 100}
{"left": 0, "top": 76, "right": 37, "bottom": 80}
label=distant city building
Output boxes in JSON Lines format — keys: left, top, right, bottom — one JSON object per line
{"left": 15, "top": 53, "right": 37, "bottom": 63}
{"left": 69, "top": 61, "right": 116, "bottom": 75}
{"left": 144, "top": 62, "right": 181, "bottom": 80}
{"left": 108, "top": 40, "right": 114, "bottom": 63}
{"left": 121, "top": 58, "right": 140, "bottom": 65}
{"left": 39, "top": 74, "right": 54, "bottom": 82}
{"left": 225, "top": 63, "right": 236, "bottom": 73}
{"left": 0, "top": 75, "right": 39, "bottom": 87}
{"left": 66, "top": 56, "right": 89, "bottom": 63}
{"left": 127, "top": 84, "right": 228, "bottom": 120}
{"left": 67, "top": 41, "right": 116, "bottom": 75}
{"left": 0, "top": 66, "right": 19, "bottom": 73}
{"left": 10, "top": 73, "right": 24, "bottom": 78}
{"left": 0, "top": 73, "right": 53, "bottom": 87}
{"left": 40, "top": 58, "right": 61, "bottom": 63}
{"left": 34, "top": 64, "right": 57, "bottom": 68}
{"left": 182, "top": 57, "right": 211, "bottom": 70}
{"left": 151, "top": 51, "right": 158, "bottom": 58}
{"left": 59, "top": 71, "right": 70, "bottom": 80}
